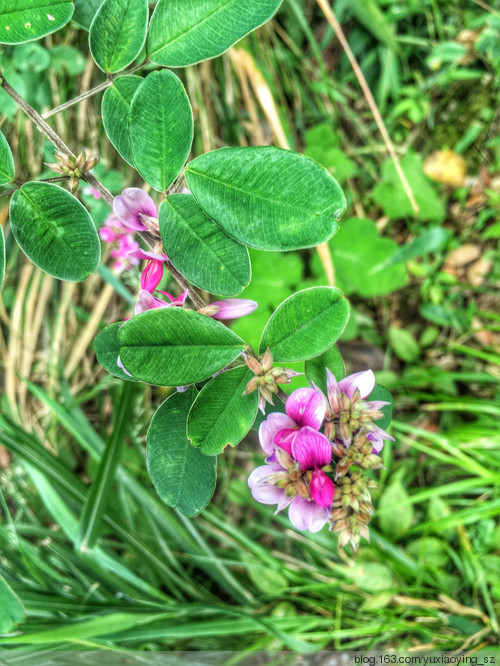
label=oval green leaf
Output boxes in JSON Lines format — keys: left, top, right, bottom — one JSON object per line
{"left": 160, "top": 194, "right": 251, "bottom": 297}
{"left": 72, "top": 0, "right": 103, "bottom": 30}
{"left": 129, "top": 70, "right": 193, "bottom": 192}
{"left": 0, "top": 574, "right": 25, "bottom": 633}
{"left": 188, "top": 365, "right": 259, "bottom": 455}
{"left": 9, "top": 182, "right": 100, "bottom": 282}
{"left": 305, "top": 345, "right": 345, "bottom": 395}
{"left": 119, "top": 307, "right": 245, "bottom": 386}
{"left": 185, "top": 147, "right": 346, "bottom": 251}
{"left": 0, "top": 0, "right": 73, "bottom": 44}
{"left": 0, "top": 131, "right": 15, "bottom": 185}
{"left": 148, "top": 0, "right": 283, "bottom": 68}
{"left": 367, "top": 384, "right": 393, "bottom": 430}
{"left": 259, "top": 286, "right": 350, "bottom": 362}
{"left": 148, "top": 390, "right": 216, "bottom": 516}
{"left": 94, "top": 322, "right": 139, "bottom": 382}
{"left": 89, "top": 0, "right": 148, "bottom": 73}
{"left": 0, "top": 225, "right": 5, "bottom": 291}
{"left": 102, "top": 75, "right": 142, "bottom": 166}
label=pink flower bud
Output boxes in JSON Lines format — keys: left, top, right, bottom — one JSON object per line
{"left": 113, "top": 188, "right": 158, "bottom": 232}
{"left": 208, "top": 299, "right": 258, "bottom": 320}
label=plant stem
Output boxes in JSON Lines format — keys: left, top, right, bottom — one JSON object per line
{"left": 0, "top": 72, "right": 204, "bottom": 308}
{"left": 41, "top": 60, "right": 149, "bottom": 119}
{"left": 315, "top": 0, "right": 419, "bottom": 215}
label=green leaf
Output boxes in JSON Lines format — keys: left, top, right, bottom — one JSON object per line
{"left": 77, "top": 382, "right": 135, "bottom": 551}
{"left": 188, "top": 366, "right": 259, "bottom": 455}
{"left": 102, "top": 75, "right": 142, "bottom": 166}
{"left": 89, "top": 0, "right": 148, "bottom": 73}
{"left": 0, "top": 225, "right": 5, "bottom": 291}
{"left": 148, "top": 0, "right": 283, "bottom": 68}
{"left": 305, "top": 345, "right": 345, "bottom": 395}
{"left": 389, "top": 327, "right": 420, "bottom": 363}
{"left": 0, "top": 0, "right": 74, "bottom": 44}
{"left": 160, "top": 194, "right": 251, "bottom": 297}
{"left": 119, "top": 307, "right": 245, "bottom": 386}
{"left": 0, "top": 131, "right": 15, "bottom": 184}
{"left": 72, "top": 0, "right": 103, "bottom": 30}
{"left": 130, "top": 70, "right": 193, "bottom": 192}
{"left": 373, "top": 153, "right": 446, "bottom": 223}
{"left": 94, "top": 322, "right": 139, "bottom": 382}
{"left": 13, "top": 42, "right": 50, "bottom": 72}
{"left": 378, "top": 481, "right": 414, "bottom": 536}
{"left": 259, "top": 286, "right": 349, "bottom": 362}
{"left": 185, "top": 147, "right": 346, "bottom": 251}
{"left": 9, "top": 182, "right": 100, "bottom": 282}
{"left": 367, "top": 384, "right": 393, "bottom": 430}
{"left": 50, "top": 45, "right": 86, "bottom": 75}
{"left": 319, "top": 217, "right": 407, "bottom": 297}
{"left": 373, "top": 226, "right": 451, "bottom": 270}
{"left": 0, "top": 574, "right": 25, "bottom": 633}
{"left": 147, "top": 390, "right": 217, "bottom": 516}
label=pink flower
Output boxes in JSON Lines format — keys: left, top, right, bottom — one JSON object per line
{"left": 248, "top": 425, "right": 334, "bottom": 533}
{"left": 135, "top": 289, "right": 188, "bottom": 315}
{"left": 113, "top": 188, "right": 158, "bottom": 232}
{"left": 206, "top": 299, "right": 258, "bottom": 320}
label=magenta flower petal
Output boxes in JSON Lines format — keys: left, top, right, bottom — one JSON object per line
{"left": 129, "top": 248, "right": 168, "bottom": 262}
{"left": 285, "top": 387, "right": 326, "bottom": 429}
{"left": 141, "top": 259, "right": 164, "bottom": 293}
{"left": 157, "top": 289, "right": 188, "bottom": 306}
{"left": 310, "top": 470, "right": 334, "bottom": 508}
{"left": 113, "top": 188, "right": 157, "bottom": 232}
{"left": 259, "top": 412, "right": 295, "bottom": 456}
{"left": 291, "top": 426, "right": 332, "bottom": 470}
{"left": 248, "top": 464, "right": 285, "bottom": 505}
{"left": 288, "top": 496, "right": 330, "bottom": 533}
{"left": 338, "top": 370, "right": 375, "bottom": 400}
{"left": 209, "top": 299, "right": 258, "bottom": 320}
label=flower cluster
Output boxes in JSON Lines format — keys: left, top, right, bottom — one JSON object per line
{"left": 248, "top": 368, "right": 393, "bottom": 548}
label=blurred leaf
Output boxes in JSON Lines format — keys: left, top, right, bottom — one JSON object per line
{"left": 188, "top": 366, "right": 259, "bottom": 455}
{"left": 373, "top": 153, "right": 445, "bottom": 223}
{"left": 118, "top": 308, "right": 245, "bottom": 386}
{"left": 348, "top": 562, "right": 395, "bottom": 592}
{"left": 389, "top": 327, "right": 420, "bottom": 363}
{"left": 0, "top": 225, "right": 5, "bottom": 290}
{"left": 374, "top": 227, "right": 451, "bottom": 269}
{"left": 318, "top": 218, "right": 407, "bottom": 297}
{"left": 248, "top": 565, "right": 288, "bottom": 595}
{"left": 89, "top": 0, "right": 148, "bottom": 73}
{"left": 50, "top": 45, "right": 86, "bottom": 75}
{"left": 130, "top": 70, "right": 193, "bottom": 192}
{"left": 13, "top": 42, "right": 50, "bottom": 72}
{"left": 423, "top": 150, "right": 466, "bottom": 187}
{"left": 0, "top": 131, "right": 15, "bottom": 184}
{"left": 160, "top": 194, "right": 251, "bottom": 297}
{"left": 9, "top": 182, "right": 101, "bottom": 281}
{"left": 305, "top": 345, "right": 345, "bottom": 394}
{"left": 378, "top": 481, "right": 414, "bottom": 535}
{"left": 186, "top": 147, "right": 346, "bottom": 251}
{"left": 348, "top": 0, "right": 398, "bottom": 51}
{"left": 427, "top": 41, "right": 467, "bottom": 70}
{"left": 407, "top": 537, "right": 449, "bottom": 567}
{"left": 259, "top": 287, "right": 350, "bottom": 362}
{"left": 147, "top": 390, "right": 217, "bottom": 516}
{"left": 148, "top": 0, "right": 283, "bottom": 67}
{"left": 0, "top": 575, "right": 25, "bottom": 632}
{"left": 72, "top": 0, "right": 103, "bottom": 30}
{"left": 367, "top": 384, "right": 393, "bottom": 430}
{"left": 102, "top": 75, "right": 142, "bottom": 166}
{"left": 0, "top": 0, "right": 74, "bottom": 44}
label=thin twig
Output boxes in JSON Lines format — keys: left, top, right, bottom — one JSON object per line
{"left": 315, "top": 0, "right": 419, "bottom": 215}
{"left": 0, "top": 72, "right": 204, "bottom": 308}
{"left": 41, "top": 59, "right": 149, "bottom": 119}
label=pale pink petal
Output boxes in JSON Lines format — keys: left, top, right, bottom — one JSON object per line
{"left": 286, "top": 387, "right": 326, "bottom": 430}
{"left": 291, "top": 426, "right": 332, "bottom": 470}
{"left": 367, "top": 400, "right": 390, "bottom": 410}
{"left": 275, "top": 493, "right": 293, "bottom": 514}
{"left": 338, "top": 370, "right": 375, "bottom": 399}
{"left": 210, "top": 299, "right": 258, "bottom": 320}
{"left": 326, "top": 368, "right": 338, "bottom": 395}
{"left": 288, "top": 496, "right": 330, "bottom": 533}
{"left": 248, "top": 464, "right": 285, "bottom": 505}
{"left": 367, "top": 433, "right": 384, "bottom": 454}
{"left": 369, "top": 424, "right": 395, "bottom": 442}
{"left": 129, "top": 248, "right": 168, "bottom": 262}
{"left": 310, "top": 470, "right": 334, "bottom": 508}
{"left": 259, "top": 412, "right": 295, "bottom": 456}
{"left": 113, "top": 188, "right": 157, "bottom": 231}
